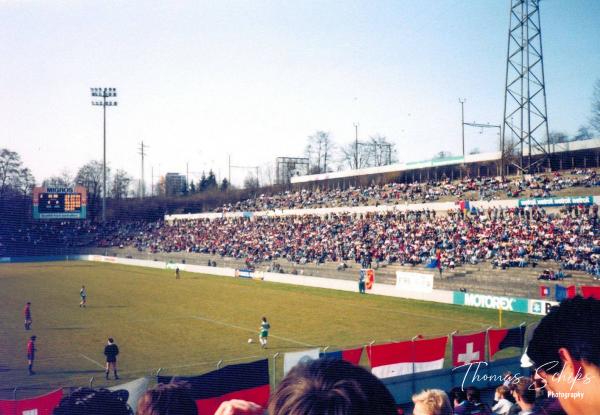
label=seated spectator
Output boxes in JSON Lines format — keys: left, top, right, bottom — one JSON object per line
{"left": 524, "top": 296, "right": 600, "bottom": 415}
{"left": 412, "top": 389, "right": 452, "bottom": 415}
{"left": 53, "top": 388, "right": 132, "bottom": 415}
{"left": 137, "top": 383, "right": 197, "bottom": 415}
{"left": 214, "top": 359, "right": 397, "bottom": 415}
{"left": 492, "top": 385, "right": 514, "bottom": 415}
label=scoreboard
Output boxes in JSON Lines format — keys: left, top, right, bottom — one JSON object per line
{"left": 33, "top": 186, "right": 87, "bottom": 219}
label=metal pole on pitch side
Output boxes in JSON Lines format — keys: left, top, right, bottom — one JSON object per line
{"left": 217, "top": 360, "right": 223, "bottom": 369}
{"left": 13, "top": 387, "right": 17, "bottom": 401}
{"left": 497, "top": 306, "right": 502, "bottom": 328}
{"left": 272, "top": 353, "right": 279, "bottom": 391}
{"left": 89, "top": 377, "right": 94, "bottom": 388}
{"left": 449, "top": 331, "right": 457, "bottom": 387}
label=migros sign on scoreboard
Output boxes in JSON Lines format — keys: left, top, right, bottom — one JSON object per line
{"left": 32, "top": 185, "right": 87, "bottom": 219}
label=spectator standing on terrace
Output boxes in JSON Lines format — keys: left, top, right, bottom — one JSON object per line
{"left": 80, "top": 285, "right": 87, "bottom": 307}
{"left": 358, "top": 271, "right": 366, "bottom": 294}
{"left": 24, "top": 301, "right": 32, "bottom": 330}
{"left": 259, "top": 317, "right": 270, "bottom": 349}
{"left": 27, "top": 335, "right": 36, "bottom": 375}
{"left": 104, "top": 337, "right": 120, "bottom": 380}
{"left": 175, "top": 267, "right": 180, "bottom": 279}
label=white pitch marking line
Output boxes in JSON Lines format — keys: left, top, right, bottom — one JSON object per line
{"left": 80, "top": 353, "right": 105, "bottom": 369}
{"left": 191, "top": 315, "right": 314, "bottom": 347}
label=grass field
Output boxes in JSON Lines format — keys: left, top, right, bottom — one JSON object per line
{"left": 0, "top": 261, "right": 540, "bottom": 398}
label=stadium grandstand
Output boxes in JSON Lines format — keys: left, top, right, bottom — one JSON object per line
{"left": 4, "top": 1, "right": 600, "bottom": 414}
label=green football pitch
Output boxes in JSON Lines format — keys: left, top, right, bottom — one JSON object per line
{"left": 0, "top": 261, "right": 540, "bottom": 398}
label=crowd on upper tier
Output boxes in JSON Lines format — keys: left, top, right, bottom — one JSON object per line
{"left": 92, "top": 204, "right": 600, "bottom": 278}
{"left": 214, "top": 169, "right": 600, "bottom": 212}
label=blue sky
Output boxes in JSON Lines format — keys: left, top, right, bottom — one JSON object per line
{"left": 2, "top": 0, "right": 599, "bottom": 187}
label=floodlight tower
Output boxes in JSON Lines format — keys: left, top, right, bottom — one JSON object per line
{"left": 500, "top": 0, "right": 550, "bottom": 176}
{"left": 91, "top": 87, "right": 118, "bottom": 222}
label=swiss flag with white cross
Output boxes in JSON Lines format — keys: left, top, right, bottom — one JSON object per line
{"left": 452, "top": 331, "right": 486, "bottom": 367}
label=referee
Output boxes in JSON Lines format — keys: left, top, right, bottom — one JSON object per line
{"left": 104, "top": 338, "right": 120, "bottom": 380}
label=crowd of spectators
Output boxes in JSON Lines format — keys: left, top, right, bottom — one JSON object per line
{"left": 215, "top": 169, "right": 600, "bottom": 213}
{"left": 96, "top": 204, "right": 600, "bottom": 279}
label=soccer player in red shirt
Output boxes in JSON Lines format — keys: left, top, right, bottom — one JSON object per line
{"left": 27, "top": 335, "right": 36, "bottom": 375}
{"left": 24, "top": 302, "right": 32, "bottom": 330}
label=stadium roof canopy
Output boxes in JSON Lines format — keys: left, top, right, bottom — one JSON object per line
{"left": 290, "top": 137, "right": 600, "bottom": 185}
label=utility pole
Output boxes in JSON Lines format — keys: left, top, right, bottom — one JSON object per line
{"left": 354, "top": 122, "right": 359, "bottom": 169}
{"left": 186, "top": 162, "right": 189, "bottom": 192}
{"left": 91, "top": 87, "right": 118, "bottom": 222}
{"left": 459, "top": 98, "right": 466, "bottom": 157}
{"left": 138, "top": 141, "right": 148, "bottom": 198}
{"left": 228, "top": 155, "right": 231, "bottom": 184}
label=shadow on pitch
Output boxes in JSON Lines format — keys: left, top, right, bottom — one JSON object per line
{"left": 50, "top": 369, "right": 102, "bottom": 376}
{"left": 48, "top": 326, "right": 86, "bottom": 331}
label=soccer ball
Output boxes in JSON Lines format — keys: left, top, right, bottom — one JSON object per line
{"left": 247, "top": 338, "right": 253, "bottom": 344}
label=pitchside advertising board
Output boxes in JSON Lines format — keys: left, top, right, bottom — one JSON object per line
{"left": 517, "top": 195, "right": 593, "bottom": 207}
{"left": 453, "top": 292, "right": 558, "bottom": 315}
{"left": 33, "top": 186, "right": 87, "bottom": 219}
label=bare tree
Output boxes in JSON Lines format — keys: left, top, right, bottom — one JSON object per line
{"left": 111, "top": 169, "right": 132, "bottom": 200}
{"left": 365, "top": 134, "right": 396, "bottom": 167}
{"left": 574, "top": 126, "right": 593, "bottom": 141}
{"left": 0, "top": 148, "right": 35, "bottom": 198}
{"left": 339, "top": 142, "right": 370, "bottom": 170}
{"left": 243, "top": 172, "right": 259, "bottom": 190}
{"left": 42, "top": 169, "right": 74, "bottom": 188}
{"left": 547, "top": 131, "right": 570, "bottom": 144}
{"left": 75, "top": 160, "right": 109, "bottom": 206}
{"left": 591, "top": 79, "right": 600, "bottom": 134}
{"left": 305, "top": 131, "right": 334, "bottom": 174}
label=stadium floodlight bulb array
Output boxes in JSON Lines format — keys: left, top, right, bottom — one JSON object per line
{"left": 90, "top": 87, "right": 118, "bottom": 98}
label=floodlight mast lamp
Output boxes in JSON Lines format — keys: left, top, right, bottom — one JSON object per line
{"left": 91, "top": 87, "right": 118, "bottom": 222}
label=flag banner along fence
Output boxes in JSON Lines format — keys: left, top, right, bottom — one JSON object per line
{"left": 367, "top": 336, "right": 447, "bottom": 379}
{"left": 283, "top": 348, "right": 320, "bottom": 376}
{"left": 158, "top": 359, "right": 270, "bottom": 415}
{"left": 488, "top": 326, "right": 526, "bottom": 359}
{"left": 452, "top": 331, "right": 486, "bottom": 367}
{"left": 581, "top": 286, "right": 600, "bottom": 300}
{"left": 319, "top": 346, "right": 363, "bottom": 365}
{"left": 539, "top": 285, "right": 549, "bottom": 298}
{"left": 0, "top": 388, "right": 63, "bottom": 415}
{"left": 555, "top": 285, "right": 576, "bottom": 301}
{"left": 108, "top": 376, "right": 150, "bottom": 413}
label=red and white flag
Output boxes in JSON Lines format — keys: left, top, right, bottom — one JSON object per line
{"left": 368, "top": 336, "right": 447, "bottom": 379}
{"left": 0, "top": 389, "right": 63, "bottom": 415}
{"left": 452, "top": 331, "right": 486, "bottom": 367}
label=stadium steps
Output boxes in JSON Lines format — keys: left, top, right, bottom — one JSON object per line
{"left": 86, "top": 247, "right": 599, "bottom": 300}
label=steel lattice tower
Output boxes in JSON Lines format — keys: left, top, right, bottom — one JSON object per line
{"left": 501, "top": 0, "right": 550, "bottom": 176}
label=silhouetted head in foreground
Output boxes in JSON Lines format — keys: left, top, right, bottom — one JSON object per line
{"left": 268, "top": 358, "right": 397, "bottom": 415}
